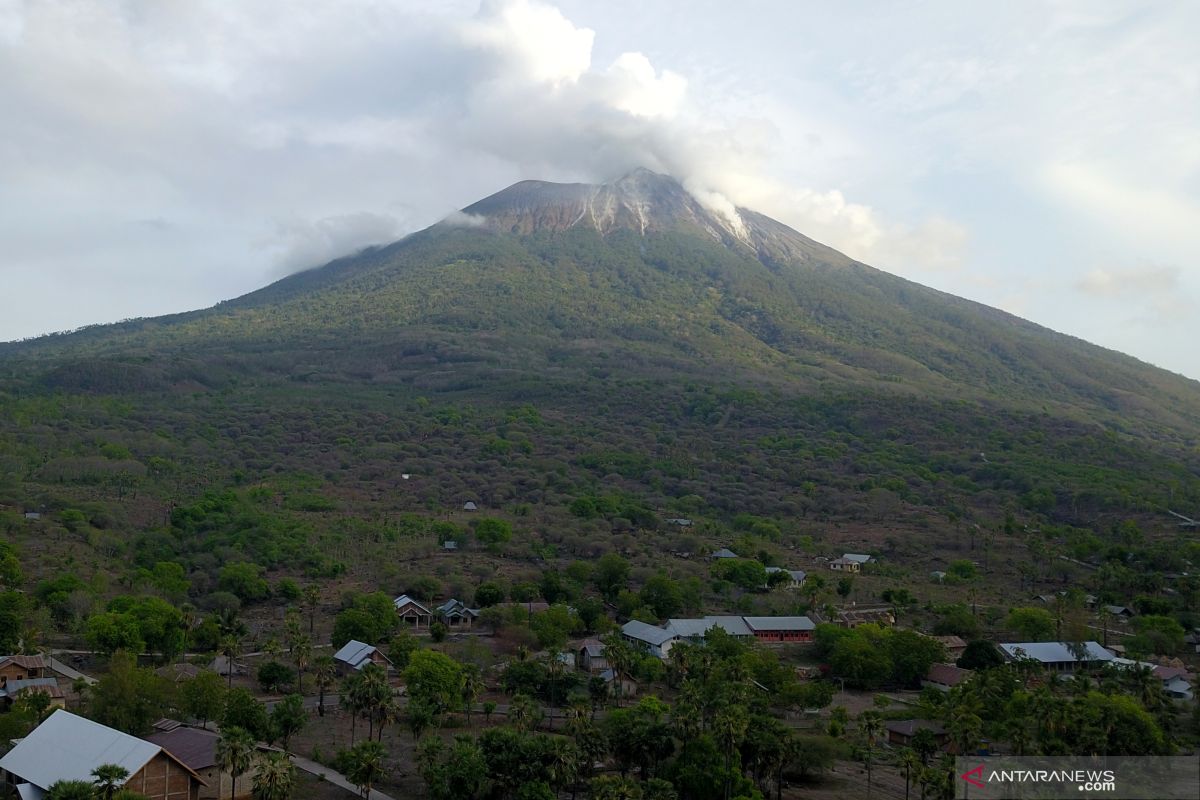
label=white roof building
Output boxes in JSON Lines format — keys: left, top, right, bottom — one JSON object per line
{"left": 333, "top": 639, "right": 381, "bottom": 671}
{"left": 0, "top": 709, "right": 204, "bottom": 798}
{"left": 999, "top": 641, "right": 1114, "bottom": 671}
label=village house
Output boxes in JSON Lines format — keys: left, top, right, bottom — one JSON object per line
{"left": 764, "top": 567, "right": 806, "bottom": 588}
{"left": 933, "top": 635, "right": 968, "bottom": 661}
{"left": 393, "top": 594, "right": 434, "bottom": 628}
{"left": 0, "top": 654, "right": 47, "bottom": 687}
{"left": 666, "top": 518, "right": 693, "bottom": 527}
{"left": 462, "top": 501, "right": 478, "bottom": 511}
{"left": 0, "top": 710, "right": 206, "bottom": 800}
{"left": 930, "top": 570, "right": 947, "bottom": 582}
{"left": 332, "top": 639, "right": 393, "bottom": 675}
{"left": 922, "top": 663, "right": 972, "bottom": 692}
{"left": 1103, "top": 605, "right": 1134, "bottom": 619}
{"left": 842, "top": 553, "right": 873, "bottom": 566}
{"left": 145, "top": 722, "right": 264, "bottom": 800}
{"left": 743, "top": 616, "right": 815, "bottom": 643}
{"left": 0, "top": 677, "right": 64, "bottom": 710}
{"left": 709, "top": 548, "right": 739, "bottom": 560}
{"left": 620, "top": 620, "right": 679, "bottom": 659}
{"left": 436, "top": 598, "right": 480, "bottom": 628}
{"left": 577, "top": 639, "right": 608, "bottom": 673}
{"left": 828, "top": 557, "right": 861, "bottom": 573}
{"left": 998, "top": 641, "right": 1114, "bottom": 673}
{"left": 885, "top": 719, "right": 949, "bottom": 750}
{"left": 1110, "top": 659, "right": 1194, "bottom": 701}
{"left": 155, "top": 663, "right": 204, "bottom": 685}
{"left": 600, "top": 668, "right": 638, "bottom": 698}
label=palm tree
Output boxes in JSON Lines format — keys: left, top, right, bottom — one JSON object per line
{"left": 857, "top": 711, "right": 885, "bottom": 799}
{"left": 44, "top": 781, "right": 94, "bottom": 800}
{"left": 251, "top": 751, "right": 296, "bottom": 800}
{"left": 545, "top": 654, "right": 566, "bottom": 729}
{"left": 289, "top": 632, "right": 312, "bottom": 695}
{"left": 91, "top": 763, "right": 130, "bottom": 800}
{"left": 898, "top": 748, "right": 920, "bottom": 800}
{"left": 220, "top": 634, "right": 243, "bottom": 689}
{"left": 359, "top": 663, "right": 391, "bottom": 741}
{"left": 508, "top": 693, "right": 542, "bottom": 732}
{"left": 460, "top": 664, "right": 483, "bottom": 729}
{"left": 600, "top": 634, "right": 633, "bottom": 708}
{"left": 713, "top": 705, "right": 749, "bottom": 800}
{"left": 216, "top": 726, "right": 256, "bottom": 800}
{"left": 341, "top": 672, "right": 365, "bottom": 744}
{"left": 345, "top": 740, "right": 387, "bottom": 800}
{"left": 302, "top": 584, "right": 320, "bottom": 635}
{"left": 312, "top": 655, "right": 337, "bottom": 718}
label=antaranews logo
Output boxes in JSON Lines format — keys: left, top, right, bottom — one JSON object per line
{"left": 953, "top": 757, "right": 1198, "bottom": 799}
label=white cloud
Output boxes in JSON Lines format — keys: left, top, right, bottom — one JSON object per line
{"left": 261, "top": 213, "right": 407, "bottom": 276}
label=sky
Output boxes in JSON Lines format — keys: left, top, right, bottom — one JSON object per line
{"left": 1, "top": 0, "right": 1198, "bottom": 378}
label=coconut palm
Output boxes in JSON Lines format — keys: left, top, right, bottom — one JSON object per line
{"left": 898, "top": 748, "right": 920, "bottom": 800}
{"left": 460, "top": 664, "right": 483, "bottom": 729}
{"left": 345, "top": 740, "right": 387, "bottom": 800}
{"left": 251, "top": 751, "right": 296, "bottom": 800}
{"left": 312, "top": 655, "right": 337, "bottom": 718}
{"left": 289, "top": 631, "right": 312, "bottom": 696}
{"left": 857, "top": 711, "right": 885, "bottom": 799}
{"left": 216, "top": 726, "right": 256, "bottom": 800}
{"left": 219, "top": 634, "right": 243, "bottom": 689}
{"left": 91, "top": 763, "right": 130, "bottom": 800}
{"left": 713, "top": 704, "right": 749, "bottom": 800}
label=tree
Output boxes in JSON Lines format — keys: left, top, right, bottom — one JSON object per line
{"left": 836, "top": 576, "right": 854, "bottom": 599}
{"left": 404, "top": 650, "right": 464, "bottom": 713}
{"left": 92, "top": 763, "right": 131, "bottom": 800}
{"left": 218, "top": 562, "right": 270, "bottom": 603}
{"left": 418, "top": 734, "right": 490, "bottom": 800}
{"left": 216, "top": 727, "right": 256, "bottom": 800}
{"left": 257, "top": 661, "right": 295, "bottom": 694}
{"left": 388, "top": 629, "right": 419, "bottom": 671}
{"left": 312, "top": 655, "right": 337, "bottom": 717}
{"left": 179, "top": 671, "right": 226, "bottom": 729}
{"left": 509, "top": 693, "right": 544, "bottom": 732}
{"left": 219, "top": 634, "right": 242, "bottom": 689}
{"left": 947, "top": 560, "right": 977, "bottom": 581}
{"left": 345, "top": 740, "right": 387, "bottom": 800}
{"left": 713, "top": 705, "right": 749, "bottom": 800}
{"left": 461, "top": 664, "right": 483, "bottom": 729}
{"left": 857, "top": 711, "right": 885, "bottom": 799}
{"left": 640, "top": 574, "right": 683, "bottom": 619}
{"left": 301, "top": 584, "right": 321, "bottom": 635}
{"left": 475, "top": 582, "right": 505, "bottom": 608}
{"left": 223, "top": 688, "right": 271, "bottom": 741}
{"left": 288, "top": 629, "right": 311, "bottom": 695}
{"left": 474, "top": 517, "right": 513, "bottom": 547}
{"left": 89, "top": 651, "right": 173, "bottom": 735}
{"left": 45, "top": 781, "right": 96, "bottom": 800}
{"left": 270, "top": 694, "right": 307, "bottom": 751}
{"left": 1005, "top": 607, "right": 1055, "bottom": 640}
{"left": 957, "top": 640, "right": 1004, "bottom": 671}
{"left": 594, "top": 553, "right": 631, "bottom": 602}
{"left": 1128, "top": 615, "right": 1186, "bottom": 656}
{"left": 252, "top": 751, "right": 296, "bottom": 800}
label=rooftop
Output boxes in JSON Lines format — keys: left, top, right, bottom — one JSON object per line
{"left": 999, "top": 641, "right": 1114, "bottom": 664}
{"left": 0, "top": 710, "right": 198, "bottom": 792}
{"left": 743, "top": 616, "right": 815, "bottom": 632}
{"left": 621, "top": 620, "right": 679, "bottom": 647}
{"left": 144, "top": 726, "right": 220, "bottom": 771}
{"left": 333, "top": 639, "right": 378, "bottom": 669}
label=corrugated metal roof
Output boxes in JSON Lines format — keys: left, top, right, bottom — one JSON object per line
{"left": 393, "top": 594, "right": 432, "bottom": 614}
{"left": 743, "top": 616, "right": 815, "bottom": 632}
{"left": 0, "top": 710, "right": 161, "bottom": 790}
{"left": 333, "top": 640, "right": 376, "bottom": 668}
{"left": 999, "top": 641, "right": 1114, "bottom": 664}
{"left": 621, "top": 620, "right": 678, "bottom": 647}
{"left": 144, "top": 727, "right": 219, "bottom": 771}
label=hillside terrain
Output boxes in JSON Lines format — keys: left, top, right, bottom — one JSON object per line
{"left": 1, "top": 168, "right": 1199, "bottom": 800}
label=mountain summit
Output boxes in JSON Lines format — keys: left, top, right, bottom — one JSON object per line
{"left": 458, "top": 168, "right": 844, "bottom": 267}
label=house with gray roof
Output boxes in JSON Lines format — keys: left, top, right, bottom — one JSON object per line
{"left": 999, "top": 641, "right": 1114, "bottom": 672}
{"left": 436, "top": 598, "right": 480, "bottom": 628}
{"left": 765, "top": 567, "right": 806, "bottom": 588}
{"left": 333, "top": 639, "right": 392, "bottom": 675}
{"left": 0, "top": 709, "right": 206, "bottom": 800}
{"left": 709, "top": 548, "right": 739, "bottom": 560}
{"left": 620, "top": 620, "right": 679, "bottom": 658}
{"left": 393, "top": 594, "right": 433, "bottom": 628}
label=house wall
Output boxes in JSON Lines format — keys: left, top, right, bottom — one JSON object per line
{"left": 125, "top": 752, "right": 200, "bottom": 800}
{"left": 197, "top": 763, "right": 260, "bottom": 800}
{"left": 0, "top": 662, "right": 40, "bottom": 684}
